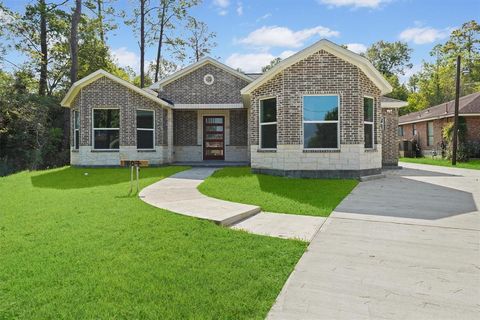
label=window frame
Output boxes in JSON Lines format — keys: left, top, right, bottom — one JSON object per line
{"left": 136, "top": 109, "right": 155, "bottom": 150}
{"left": 302, "top": 94, "right": 341, "bottom": 150}
{"left": 92, "top": 108, "right": 120, "bottom": 151}
{"left": 73, "top": 110, "right": 80, "bottom": 150}
{"left": 363, "top": 96, "right": 375, "bottom": 150}
{"left": 427, "top": 121, "right": 434, "bottom": 146}
{"left": 258, "top": 96, "right": 277, "bottom": 150}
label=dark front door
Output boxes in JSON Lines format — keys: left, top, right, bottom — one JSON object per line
{"left": 203, "top": 116, "right": 225, "bottom": 160}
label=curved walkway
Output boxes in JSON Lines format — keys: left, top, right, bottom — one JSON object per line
{"left": 139, "top": 167, "right": 325, "bottom": 241}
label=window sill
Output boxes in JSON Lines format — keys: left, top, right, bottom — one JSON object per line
{"left": 91, "top": 150, "right": 119, "bottom": 153}
{"left": 137, "top": 149, "right": 156, "bottom": 152}
{"left": 303, "top": 149, "right": 340, "bottom": 153}
{"left": 257, "top": 149, "right": 277, "bottom": 153}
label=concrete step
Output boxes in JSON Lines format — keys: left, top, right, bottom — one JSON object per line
{"left": 220, "top": 206, "right": 261, "bottom": 226}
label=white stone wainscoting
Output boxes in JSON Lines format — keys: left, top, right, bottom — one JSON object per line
{"left": 251, "top": 144, "right": 382, "bottom": 171}
{"left": 71, "top": 146, "right": 171, "bottom": 166}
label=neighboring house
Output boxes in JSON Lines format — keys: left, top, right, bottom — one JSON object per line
{"left": 398, "top": 92, "right": 480, "bottom": 154}
{"left": 61, "top": 39, "right": 406, "bottom": 178}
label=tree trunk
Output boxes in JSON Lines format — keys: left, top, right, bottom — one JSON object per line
{"left": 70, "top": 0, "right": 82, "bottom": 84}
{"left": 39, "top": 0, "right": 48, "bottom": 96}
{"left": 154, "top": 3, "right": 167, "bottom": 82}
{"left": 97, "top": 0, "right": 104, "bottom": 43}
{"left": 140, "top": 0, "right": 145, "bottom": 88}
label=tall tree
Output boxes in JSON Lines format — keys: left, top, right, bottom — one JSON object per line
{"left": 153, "top": 0, "right": 199, "bottom": 82}
{"left": 140, "top": 0, "right": 146, "bottom": 87}
{"left": 70, "top": 0, "right": 82, "bottom": 84}
{"left": 262, "top": 57, "right": 282, "bottom": 72}
{"left": 185, "top": 16, "right": 216, "bottom": 62}
{"left": 39, "top": 0, "right": 48, "bottom": 95}
{"left": 364, "top": 41, "right": 413, "bottom": 77}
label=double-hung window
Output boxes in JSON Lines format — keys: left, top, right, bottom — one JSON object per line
{"left": 427, "top": 121, "right": 434, "bottom": 146}
{"left": 398, "top": 125, "right": 404, "bottom": 137}
{"left": 259, "top": 98, "right": 277, "bottom": 149}
{"left": 73, "top": 110, "right": 80, "bottom": 150}
{"left": 303, "top": 95, "right": 339, "bottom": 149}
{"left": 137, "top": 110, "right": 155, "bottom": 150}
{"left": 364, "top": 97, "right": 374, "bottom": 149}
{"left": 93, "top": 109, "right": 120, "bottom": 150}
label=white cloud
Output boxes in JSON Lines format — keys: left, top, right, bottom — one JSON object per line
{"left": 226, "top": 53, "right": 275, "bottom": 72}
{"left": 318, "top": 0, "right": 387, "bottom": 8}
{"left": 226, "top": 50, "right": 297, "bottom": 72}
{"left": 346, "top": 43, "right": 367, "bottom": 54}
{"left": 213, "top": 0, "right": 230, "bottom": 8}
{"left": 112, "top": 47, "right": 139, "bottom": 70}
{"left": 399, "top": 26, "right": 451, "bottom": 44}
{"left": 236, "top": 2, "right": 243, "bottom": 15}
{"left": 279, "top": 50, "right": 296, "bottom": 59}
{"left": 239, "top": 25, "right": 339, "bottom": 48}
{"left": 213, "top": 0, "right": 230, "bottom": 15}
{"left": 257, "top": 13, "right": 272, "bottom": 21}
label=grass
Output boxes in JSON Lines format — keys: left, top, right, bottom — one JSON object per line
{"left": 198, "top": 167, "right": 358, "bottom": 217}
{"left": 0, "top": 167, "right": 307, "bottom": 319}
{"left": 400, "top": 157, "right": 480, "bottom": 170}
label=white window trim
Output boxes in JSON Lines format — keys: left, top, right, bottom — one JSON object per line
{"left": 73, "top": 110, "right": 79, "bottom": 150}
{"left": 302, "top": 94, "right": 341, "bottom": 150}
{"left": 364, "top": 96, "right": 375, "bottom": 150}
{"left": 92, "top": 108, "right": 120, "bottom": 151}
{"left": 258, "top": 96, "right": 277, "bottom": 150}
{"left": 136, "top": 109, "right": 156, "bottom": 150}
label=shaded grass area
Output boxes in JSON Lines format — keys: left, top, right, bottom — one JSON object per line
{"left": 400, "top": 157, "right": 480, "bottom": 170}
{"left": 198, "top": 167, "right": 358, "bottom": 217}
{"left": 0, "top": 167, "right": 306, "bottom": 319}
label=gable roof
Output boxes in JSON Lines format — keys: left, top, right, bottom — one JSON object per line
{"left": 399, "top": 92, "right": 480, "bottom": 125}
{"left": 61, "top": 69, "right": 172, "bottom": 108}
{"left": 149, "top": 57, "right": 253, "bottom": 90}
{"left": 240, "top": 39, "right": 392, "bottom": 96}
{"left": 381, "top": 96, "right": 408, "bottom": 109}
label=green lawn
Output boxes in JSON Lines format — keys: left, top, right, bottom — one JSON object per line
{"left": 0, "top": 167, "right": 307, "bottom": 319}
{"left": 400, "top": 157, "right": 480, "bottom": 170}
{"left": 198, "top": 167, "right": 358, "bottom": 217}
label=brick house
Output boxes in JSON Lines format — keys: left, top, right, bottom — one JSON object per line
{"left": 398, "top": 92, "right": 480, "bottom": 155}
{"left": 61, "top": 39, "right": 405, "bottom": 178}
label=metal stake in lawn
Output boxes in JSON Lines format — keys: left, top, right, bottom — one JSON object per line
{"left": 452, "top": 55, "right": 461, "bottom": 166}
{"left": 129, "top": 161, "right": 140, "bottom": 194}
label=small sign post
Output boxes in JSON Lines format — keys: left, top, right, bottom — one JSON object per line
{"left": 120, "top": 160, "right": 149, "bottom": 194}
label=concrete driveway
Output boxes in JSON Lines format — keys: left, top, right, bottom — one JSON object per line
{"left": 268, "top": 162, "right": 480, "bottom": 319}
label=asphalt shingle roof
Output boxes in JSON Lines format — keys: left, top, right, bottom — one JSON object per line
{"left": 399, "top": 92, "right": 480, "bottom": 124}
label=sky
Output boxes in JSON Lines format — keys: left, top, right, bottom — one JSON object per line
{"left": 2, "top": 0, "right": 479, "bottom": 83}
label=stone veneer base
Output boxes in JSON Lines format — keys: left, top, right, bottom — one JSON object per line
{"left": 252, "top": 167, "right": 382, "bottom": 179}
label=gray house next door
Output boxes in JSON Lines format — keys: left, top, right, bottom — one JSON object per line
{"left": 203, "top": 116, "right": 224, "bottom": 160}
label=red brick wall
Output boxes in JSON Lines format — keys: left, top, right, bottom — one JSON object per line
{"left": 399, "top": 116, "right": 480, "bottom": 154}
{"left": 466, "top": 116, "right": 480, "bottom": 143}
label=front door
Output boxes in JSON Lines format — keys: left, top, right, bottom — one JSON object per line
{"left": 203, "top": 116, "right": 225, "bottom": 160}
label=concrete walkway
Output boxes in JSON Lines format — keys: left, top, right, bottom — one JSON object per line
{"left": 268, "top": 162, "right": 480, "bottom": 319}
{"left": 139, "top": 167, "right": 325, "bottom": 241}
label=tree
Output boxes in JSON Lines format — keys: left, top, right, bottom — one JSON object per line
{"left": 185, "top": 16, "right": 217, "bottom": 62}
{"left": 70, "top": 0, "right": 82, "bottom": 84}
{"left": 262, "top": 57, "right": 282, "bottom": 72}
{"left": 153, "top": 0, "right": 200, "bottom": 82}
{"left": 404, "top": 20, "right": 480, "bottom": 113}
{"left": 364, "top": 41, "right": 413, "bottom": 76}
